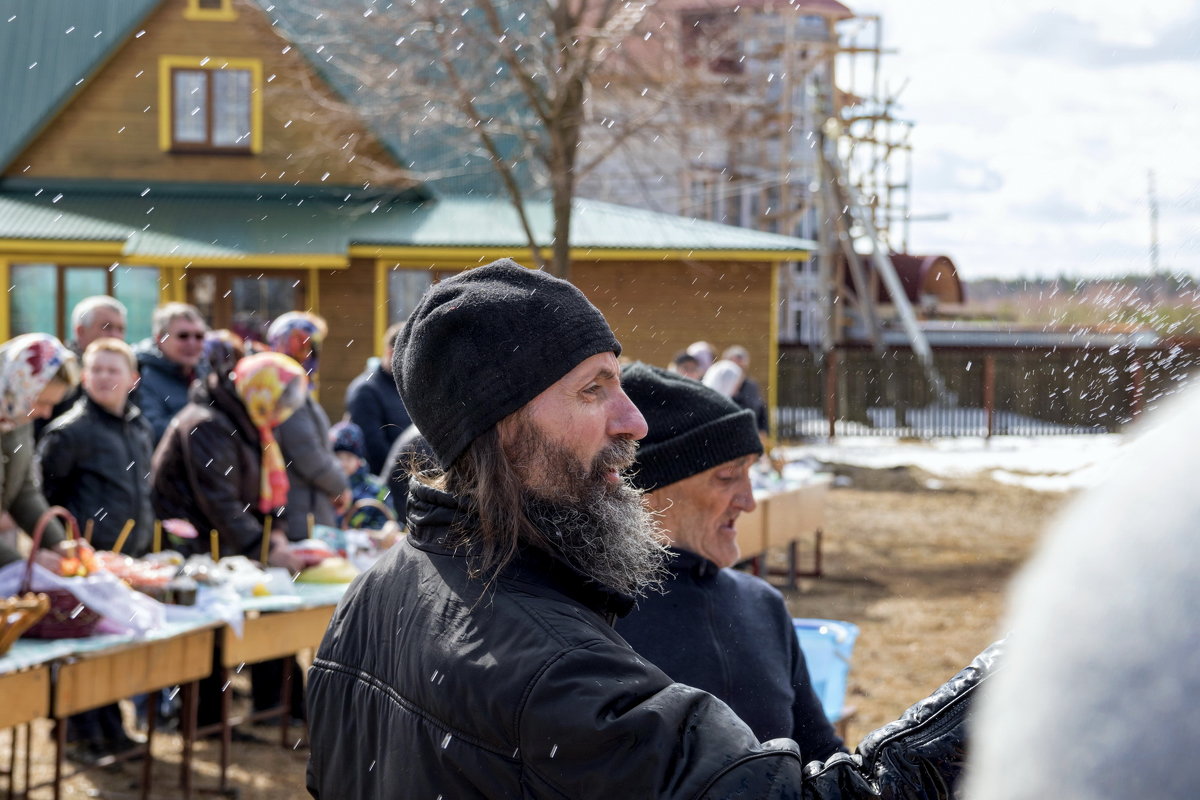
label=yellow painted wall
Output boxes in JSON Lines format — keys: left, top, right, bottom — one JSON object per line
{"left": 573, "top": 259, "right": 774, "bottom": 391}
{"left": 316, "top": 258, "right": 380, "bottom": 421}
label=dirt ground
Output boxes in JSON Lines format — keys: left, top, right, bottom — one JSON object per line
{"left": 783, "top": 465, "right": 1069, "bottom": 738}
{"left": 3, "top": 465, "right": 1071, "bottom": 797}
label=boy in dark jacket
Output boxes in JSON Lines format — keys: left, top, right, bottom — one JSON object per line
{"left": 39, "top": 338, "right": 155, "bottom": 554}
{"left": 37, "top": 337, "right": 153, "bottom": 762}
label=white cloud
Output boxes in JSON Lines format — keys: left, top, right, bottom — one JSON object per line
{"left": 848, "top": 1, "right": 1200, "bottom": 279}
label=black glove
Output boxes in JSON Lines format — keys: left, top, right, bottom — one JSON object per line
{"left": 801, "top": 639, "right": 1006, "bottom": 799}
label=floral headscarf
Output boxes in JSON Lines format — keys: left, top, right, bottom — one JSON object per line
{"left": 266, "top": 311, "right": 326, "bottom": 381}
{"left": 232, "top": 352, "right": 308, "bottom": 513}
{"left": 0, "top": 333, "right": 78, "bottom": 432}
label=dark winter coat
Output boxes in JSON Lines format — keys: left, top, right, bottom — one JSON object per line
{"left": 32, "top": 384, "right": 82, "bottom": 442}
{"left": 0, "top": 424, "right": 65, "bottom": 567}
{"left": 381, "top": 423, "right": 435, "bottom": 523}
{"left": 344, "top": 364, "right": 411, "bottom": 475}
{"left": 275, "top": 397, "right": 345, "bottom": 536}
{"left": 150, "top": 377, "right": 284, "bottom": 557}
{"left": 615, "top": 548, "right": 845, "bottom": 759}
{"left": 733, "top": 376, "right": 770, "bottom": 433}
{"left": 37, "top": 396, "right": 155, "bottom": 555}
{"left": 306, "top": 481, "right": 806, "bottom": 799}
{"left": 133, "top": 340, "right": 204, "bottom": 443}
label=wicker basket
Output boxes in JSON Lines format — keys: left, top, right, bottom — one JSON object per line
{"left": 19, "top": 506, "right": 102, "bottom": 639}
{"left": 0, "top": 592, "right": 50, "bottom": 656}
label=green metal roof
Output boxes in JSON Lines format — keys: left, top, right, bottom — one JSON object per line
{"left": 0, "top": 184, "right": 814, "bottom": 259}
{"left": 258, "top": 0, "right": 534, "bottom": 198}
{"left": 355, "top": 197, "right": 816, "bottom": 253}
{"left": 0, "top": 0, "right": 160, "bottom": 171}
{"left": 0, "top": 186, "right": 365, "bottom": 258}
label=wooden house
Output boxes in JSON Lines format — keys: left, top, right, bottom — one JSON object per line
{"left": 0, "top": 0, "right": 813, "bottom": 419}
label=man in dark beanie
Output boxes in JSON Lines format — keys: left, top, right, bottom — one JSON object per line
{"left": 616, "top": 362, "right": 1006, "bottom": 799}
{"left": 306, "top": 259, "right": 1002, "bottom": 799}
{"left": 614, "top": 362, "right": 845, "bottom": 760}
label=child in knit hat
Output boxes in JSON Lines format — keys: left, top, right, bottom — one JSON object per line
{"left": 328, "top": 421, "right": 394, "bottom": 531}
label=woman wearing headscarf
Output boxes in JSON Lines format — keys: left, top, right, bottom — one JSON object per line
{"left": 0, "top": 333, "right": 81, "bottom": 567}
{"left": 265, "top": 312, "right": 348, "bottom": 536}
{"left": 151, "top": 350, "right": 310, "bottom": 726}
{"left": 150, "top": 350, "right": 305, "bottom": 570}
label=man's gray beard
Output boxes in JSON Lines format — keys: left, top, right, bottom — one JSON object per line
{"left": 525, "top": 481, "right": 669, "bottom": 599}
{"left": 507, "top": 419, "right": 669, "bottom": 598}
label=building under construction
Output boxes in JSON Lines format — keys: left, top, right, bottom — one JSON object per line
{"left": 581, "top": 0, "right": 964, "bottom": 363}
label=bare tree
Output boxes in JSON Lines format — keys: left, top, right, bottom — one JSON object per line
{"left": 270, "top": 0, "right": 669, "bottom": 279}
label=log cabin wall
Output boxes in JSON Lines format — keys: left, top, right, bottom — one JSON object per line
{"left": 573, "top": 259, "right": 774, "bottom": 391}
{"left": 314, "top": 258, "right": 381, "bottom": 422}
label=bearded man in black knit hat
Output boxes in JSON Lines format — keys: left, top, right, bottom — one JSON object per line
{"left": 306, "top": 259, "right": 1003, "bottom": 800}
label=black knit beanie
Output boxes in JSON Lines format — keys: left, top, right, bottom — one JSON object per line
{"left": 393, "top": 258, "right": 621, "bottom": 469}
{"left": 622, "top": 362, "right": 763, "bottom": 492}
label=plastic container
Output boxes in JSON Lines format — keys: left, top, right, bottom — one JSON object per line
{"left": 792, "top": 618, "right": 860, "bottom": 723}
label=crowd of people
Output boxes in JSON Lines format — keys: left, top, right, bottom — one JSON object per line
{"left": 669, "top": 340, "right": 770, "bottom": 434}
{"left": 4, "top": 265, "right": 1007, "bottom": 797}
{"left": 0, "top": 297, "right": 412, "bottom": 763}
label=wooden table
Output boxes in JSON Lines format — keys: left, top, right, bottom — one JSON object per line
{"left": 208, "top": 588, "right": 343, "bottom": 794}
{"left": 50, "top": 622, "right": 217, "bottom": 800}
{"left": 737, "top": 476, "right": 831, "bottom": 588}
{"left": 1, "top": 584, "right": 347, "bottom": 798}
{"left": 221, "top": 605, "right": 335, "bottom": 669}
{"left": 0, "top": 661, "right": 51, "bottom": 799}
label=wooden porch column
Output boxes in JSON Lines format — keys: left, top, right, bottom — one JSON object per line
{"left": 0, "top": 260, "right": 9, "bottom": 339}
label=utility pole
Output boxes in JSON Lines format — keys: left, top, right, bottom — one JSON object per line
{"left": 1148, "top": 168, "right": 1160, "bottom": 275}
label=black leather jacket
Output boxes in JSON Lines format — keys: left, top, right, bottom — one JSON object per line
{"left": 307, "top": 480, "right": 1001, "bottom": 799}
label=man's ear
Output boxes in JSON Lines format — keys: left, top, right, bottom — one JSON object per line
{"left": 496, "top": 408, "right": 528, "bottom": 451}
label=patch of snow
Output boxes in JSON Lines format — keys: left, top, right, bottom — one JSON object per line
{"left": 782, "top": 434, "right": 1128, "bottom": 492}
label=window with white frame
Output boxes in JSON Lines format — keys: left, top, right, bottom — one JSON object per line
{"left": 159, "top": 57, "right": 261, "bottom": 153}
{"left": 171, "top": 67, "right": 253, "bottom": 151}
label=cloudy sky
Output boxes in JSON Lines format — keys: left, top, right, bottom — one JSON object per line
{"left": 850, "top": 0, "right": 1200, "bottom": 280}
